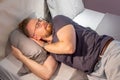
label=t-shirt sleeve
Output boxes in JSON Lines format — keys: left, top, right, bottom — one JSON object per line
{"left": 52, "top": 15, "right": 73, "bottom": 32}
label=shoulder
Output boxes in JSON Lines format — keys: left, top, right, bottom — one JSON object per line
{"left": 52, "top": 15, "right": 73, "bottom": 29}
{"left": 53, "top": 15, "right": 67, "bottom": 20}
{"left": 52, "top": 15, "right": 71, "bottom": 22}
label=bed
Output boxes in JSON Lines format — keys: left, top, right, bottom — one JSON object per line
{"left": 0, "top": 0, "right": 120, "bottom": 80}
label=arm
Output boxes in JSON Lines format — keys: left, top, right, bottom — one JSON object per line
{"left": 44, "top": 24, "right": 76, "bottom": 54}
{"left": 11, "top": 46, "right": 58, "bottom": 80}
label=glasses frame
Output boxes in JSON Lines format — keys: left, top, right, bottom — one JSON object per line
{"left": 31, "top": 18, "right": 48, "bottom": 38}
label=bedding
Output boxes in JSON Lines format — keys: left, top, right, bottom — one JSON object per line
{"left": 0, "top": 65, "right": 20, "bottom": 80}
{"left": 0, "top": 0, "right": 101, "bottom": 79}
{"left": 73, "top": 9, "right": 105, "bottom": 30}
{"left": 47, "top": 0, "right": 85, "bottom": 19}
{"left": 1, "top": 0, "right": 118, "bottom": 80}
{"left": 9, "top": 29, "right": 47, "bottom": 76}
{"left": 96, "top": 13, "right": 120, "bottom": 40}
{"left": 53, "top": 63, "right": 88, "bottom": 80}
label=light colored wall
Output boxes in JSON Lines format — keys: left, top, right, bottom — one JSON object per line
{"left": 83, "top": 0, "right": 120, "bottom": 16}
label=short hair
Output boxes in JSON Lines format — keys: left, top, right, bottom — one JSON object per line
{"left": 19, "top": 17, "right": 53, "bottom": 38}
{"left": 18, "top": 17, "right": 32, "bottom": 37}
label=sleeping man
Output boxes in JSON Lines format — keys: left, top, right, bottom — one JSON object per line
{"left": 11, "top": 15, "right": 120, "bottom": 80}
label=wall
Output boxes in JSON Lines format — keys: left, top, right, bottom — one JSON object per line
{"left": 83, "top": 0, "right": 120, "bottom": 16}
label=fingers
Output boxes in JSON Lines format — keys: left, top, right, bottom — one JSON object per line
{"left": 11, "top": 45, "right": 23, "bottom": 60}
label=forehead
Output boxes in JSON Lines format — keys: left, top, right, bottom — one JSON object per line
{"left": 28, "top": 18, "right": 38, "bottom": 26}
{"left": 26, "top": 19, "right": 38, "bottom": 35}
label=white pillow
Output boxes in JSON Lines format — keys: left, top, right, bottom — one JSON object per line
{"left": 0, "top": 0, "right": 49, "bottom": 59}
{"left": 0, "top": 66, "right": 19, "bottom": 80}
{"left": 73, "top": 9, "right": 105, "bottom": 30}
{"left": 47, "top": 0, "right": 85, "bottom": 19}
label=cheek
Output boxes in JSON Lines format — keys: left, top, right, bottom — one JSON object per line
{"left": 35, "top": 29, "right": 43, "bottom": 39}
{"left": 36, "top": 27, "right": 47, "bottom": 38}
{"left": 36, "top": 29, "right": 43, "bottom": 35}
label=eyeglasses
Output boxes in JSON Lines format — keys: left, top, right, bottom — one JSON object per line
{"left": 32, "top": 18, "right": 48, "bottom": 38}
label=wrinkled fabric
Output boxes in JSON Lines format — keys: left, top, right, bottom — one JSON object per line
{"left": 0, "top": 66, "right": 20, "bottom": 80}
{"left": 88, "top": 40, "right": 120, "bottom": 80}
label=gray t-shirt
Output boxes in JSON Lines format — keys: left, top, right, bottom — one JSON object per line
{"left": 51, "top": 15, "right": 113, "bottom": 74}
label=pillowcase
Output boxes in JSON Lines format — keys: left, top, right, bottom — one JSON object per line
{"left": 47, "top": 0, "right": 85, "bottom": 19}
{"left": 9, "top": 29, "right": 47, "bottom": 76}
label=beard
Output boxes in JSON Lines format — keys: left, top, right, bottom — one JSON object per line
{"left": 45, "top": 23, "right": 53, "bottom": 37}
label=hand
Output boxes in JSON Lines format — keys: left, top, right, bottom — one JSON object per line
{"left": 11, "top": 45, "right": 23, "bottom": 60}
